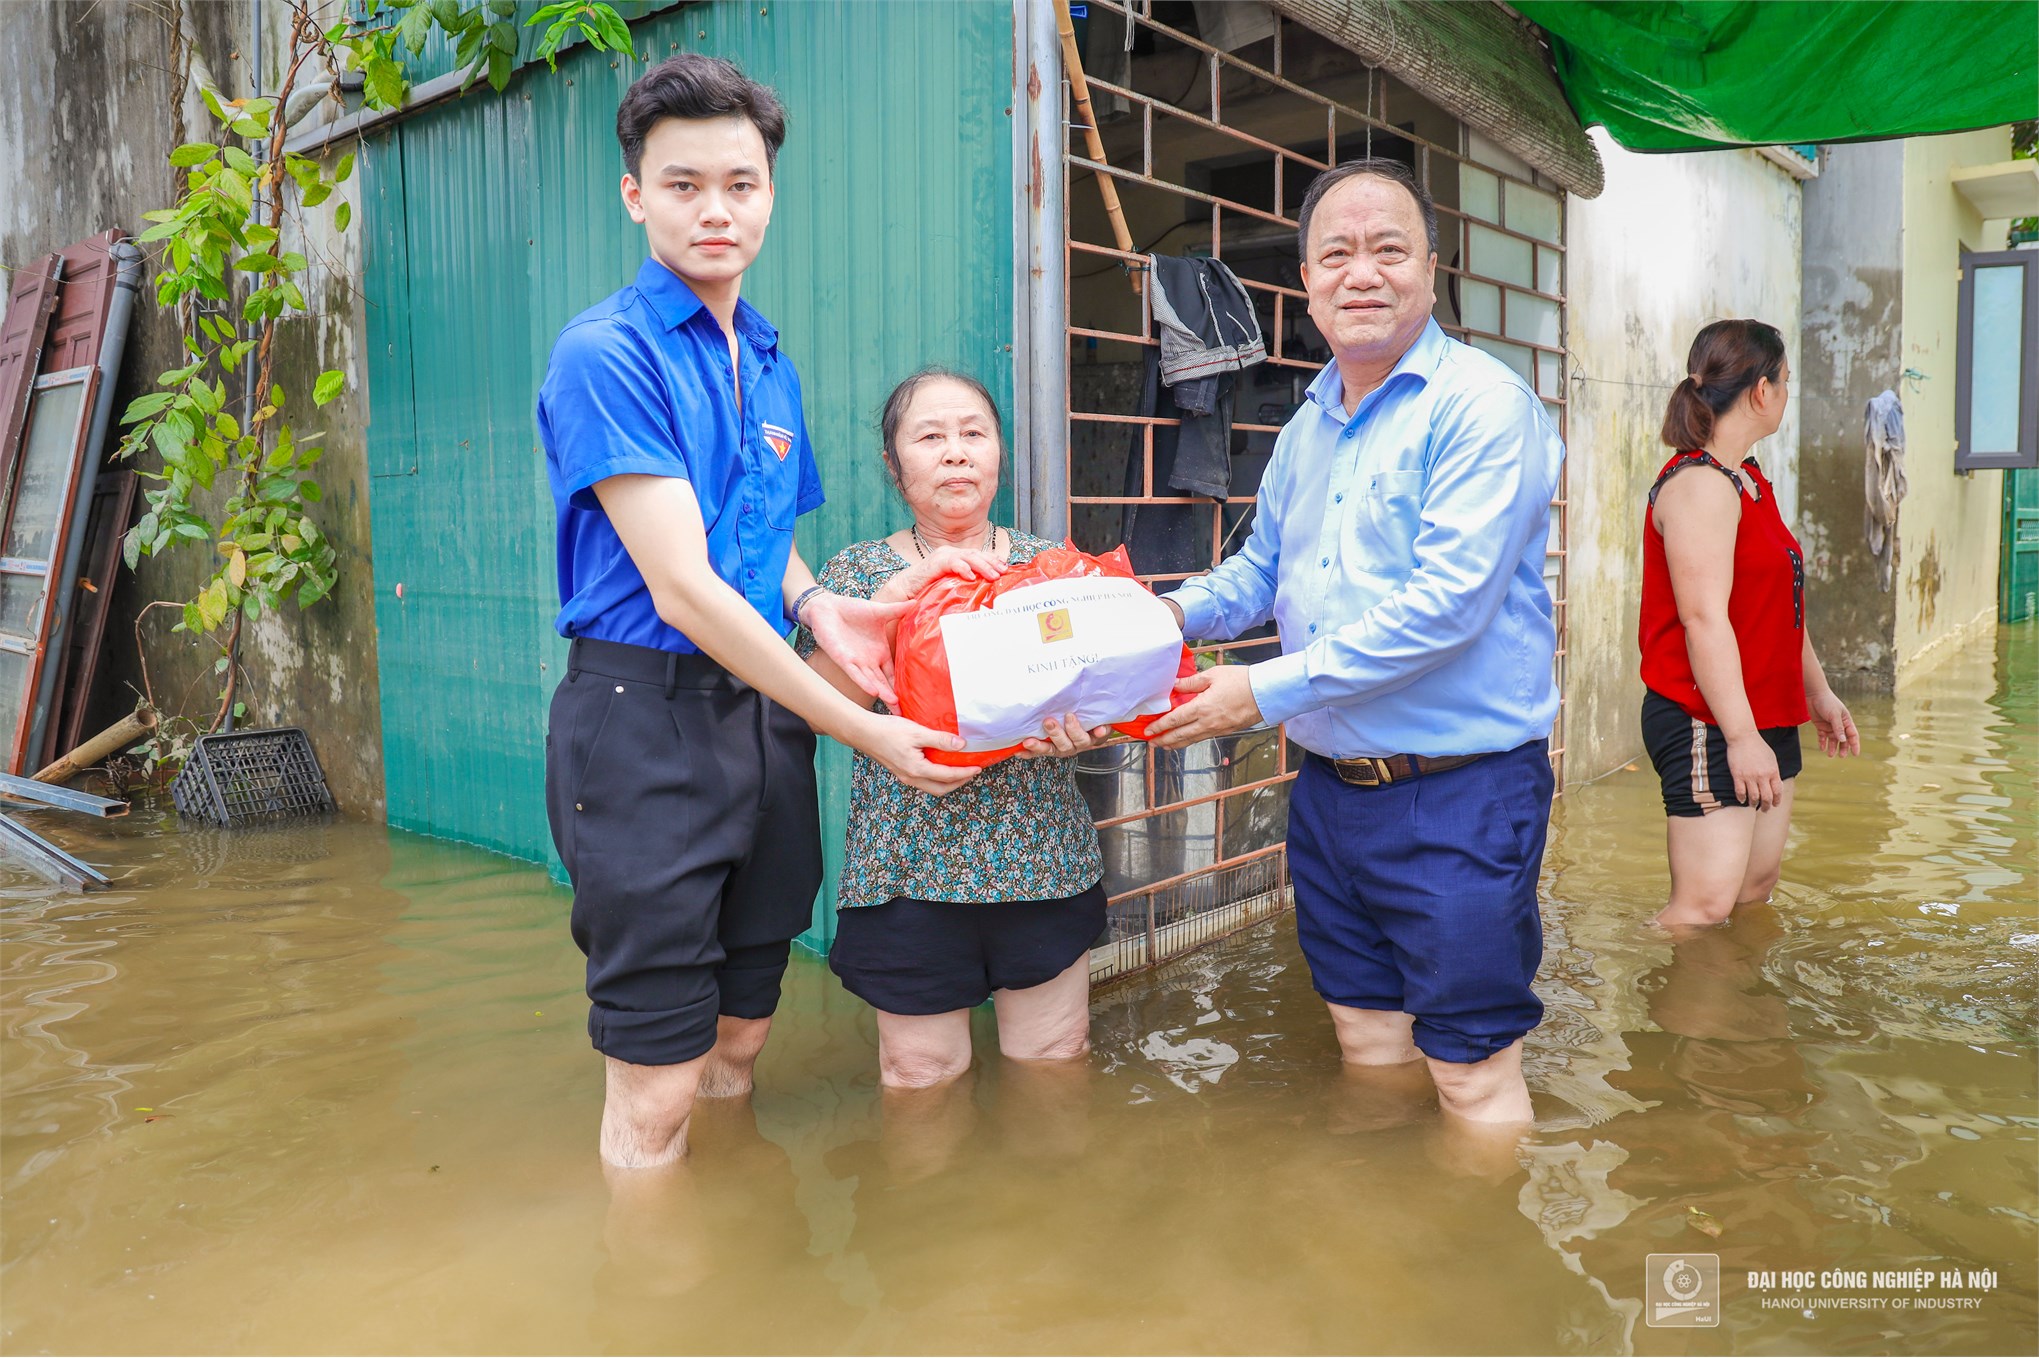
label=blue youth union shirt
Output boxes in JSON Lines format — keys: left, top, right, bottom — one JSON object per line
{"left": 537, "top": 258, "right": 824, "bottom": 653}
{"left": 1167, "top": 318, "right": 1563, "bottom": 760}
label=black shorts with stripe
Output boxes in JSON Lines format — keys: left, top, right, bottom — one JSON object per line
{"left": 1641, "top": 689, "right": 1803, "bottom": 817}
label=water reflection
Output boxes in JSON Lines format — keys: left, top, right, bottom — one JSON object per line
{"left": 0, "top": 627, "right": 2032, "bottom": 1354}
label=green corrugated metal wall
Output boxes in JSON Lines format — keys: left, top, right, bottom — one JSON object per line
{"left": 362, "top": 0, "right": 1016, "bottom": 948}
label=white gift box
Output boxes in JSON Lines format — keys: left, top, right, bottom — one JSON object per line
{"left": 937, "top": 576, "right": 1183, "bottom": 750}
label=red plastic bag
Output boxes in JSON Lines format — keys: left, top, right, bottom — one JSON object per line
{"left": 892, "top": 543, "right": 1196, "bottom": 768}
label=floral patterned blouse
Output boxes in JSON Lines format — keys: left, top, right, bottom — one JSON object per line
{"left": 796, "top": 530, "right": 1105, "bottom": 911}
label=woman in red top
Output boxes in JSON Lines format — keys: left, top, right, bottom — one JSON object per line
{"left": 1639, "top": 319, "right": 1859, "bottom": 930}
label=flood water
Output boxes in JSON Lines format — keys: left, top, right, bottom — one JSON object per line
{"left": 3, "top": 625, "right": 2033, "bottom": 1356}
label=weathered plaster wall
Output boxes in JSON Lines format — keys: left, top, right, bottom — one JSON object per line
{"left": 0, "top": 0, "right": 384, "bottom": 816}
{"left": 1894, "top": 129, "right": 2011, "bottom": 678}
{"left": 1563, "top": 129, "right": 1804, "bottom": 781}
{"left": 1799, "top": 140, "right": 1905, "bottom": 690}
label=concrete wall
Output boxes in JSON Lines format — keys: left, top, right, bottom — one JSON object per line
{"left": 1562, "top": 130, "right": 1805, "bottom": 780}
{"left": 1797, "top": 130, "right": 2014, "bottom": 692}
{"left": 1799, "top": 140, "right": 1906, "bottom": 689}
{"left": 1894, "top": 129, "right": 2011, "bottom": 678}
{"left": 0, "top": 0, "right": 385, "bottom": 815}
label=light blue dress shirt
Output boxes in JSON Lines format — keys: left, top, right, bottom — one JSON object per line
{"left": 1167, "top": 319, "right": 1563, "bottom": 760}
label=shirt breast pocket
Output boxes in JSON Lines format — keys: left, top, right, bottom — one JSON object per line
{"left": 1349, "top": 468, "right": 1424, "bottom": 576}
{"left": 758, "top": 420, "right": 801, "bottom": 529}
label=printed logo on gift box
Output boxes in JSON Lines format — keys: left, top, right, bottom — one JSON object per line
{"left": 1038, "top": 608, "right": 1074, "bottom": 644}
{"left": 762, "top": 422, "right": 795, "bottom": 461}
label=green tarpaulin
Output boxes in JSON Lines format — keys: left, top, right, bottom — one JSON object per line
{"left": 1514, "top": 1, "right": 2039, "bottom": 151}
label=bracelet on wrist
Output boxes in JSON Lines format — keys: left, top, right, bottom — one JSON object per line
{"left": 791, "top": 584, "right": 828, "bottom": 628}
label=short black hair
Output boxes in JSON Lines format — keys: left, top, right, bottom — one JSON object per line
{"left": 616, "top": 54, "right": 787, "bottom": 181}
{"left": 1296, "top": 158, "right": 1438, "bottom": 261}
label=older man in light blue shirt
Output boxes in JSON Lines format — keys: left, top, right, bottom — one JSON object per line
{"left": 1150, "top": 159, "right": 1563, "bottom": 1124}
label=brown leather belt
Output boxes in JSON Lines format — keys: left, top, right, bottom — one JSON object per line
{"left": 1323, "top": 751, "right": 1487, "bottom": 788}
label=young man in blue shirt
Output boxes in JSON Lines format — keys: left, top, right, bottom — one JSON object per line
{"left": 538, "top": 56, "right": 978, "bottom": 1169}
{"left": 1149, "top": 160, "right": 1564, "bottom": 1126}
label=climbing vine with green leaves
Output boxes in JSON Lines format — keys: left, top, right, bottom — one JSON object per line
{"left": 117, "top": 0, "right": 629, "bottom": 745}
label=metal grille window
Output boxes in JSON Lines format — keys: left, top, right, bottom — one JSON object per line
{"left": 1034, "top": 1, "right": 1570, "bottom": 982}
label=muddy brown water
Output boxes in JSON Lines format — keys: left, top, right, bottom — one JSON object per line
{"left": 3, "top": 626, "right": 2033, "bottom": 1356}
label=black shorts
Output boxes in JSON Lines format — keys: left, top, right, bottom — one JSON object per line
{"left": 1641, "top": 688, "right": 1803, "bottom": 818}
{"left": 828, "top": 883, "right": 1107, "bottom": 1016}
{"left": 546, "top": 637, "right": 823, "bottom": 1066}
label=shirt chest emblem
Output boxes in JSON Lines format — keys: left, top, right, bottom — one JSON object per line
{"left": 762, "top": 421, "right": 796, "bottom": 461}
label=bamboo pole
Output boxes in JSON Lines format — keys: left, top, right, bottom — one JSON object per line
{"left": 1054, "top": 0, "right": 1140, "bottom": 290}
{"left": 33, "top": 704, "right": 158, "bottom": 785}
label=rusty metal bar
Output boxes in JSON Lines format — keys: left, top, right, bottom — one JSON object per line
{"left": 1106, "top": 843, "right": 1288, "bottom": 908}
{"left": 1085, "top": 0, "right": 1566, "bottom": 198}
{"left": 1084, "top": 74, "right": 1333, "bottom": 176}
{"left": 1056, "top": 0, "right": 1135, "bottom": 260}
{"left": 1092, "top": 770, "right": 1297, "bottom": 830}
{"left": 1070, "top": 154, "right": 1295, "bottom": 231}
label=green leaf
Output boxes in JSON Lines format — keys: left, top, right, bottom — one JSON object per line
{"left": 278, "top": 251, "right": 308, "bottom": 273}
{"left": 335, "top": 152, "right": 355, "bottom": 184}
{"left": 216, "top": 411, "right": 240, "bottom": 441}
{"left": 222, "top": 146, "right": 260, "bottom": 176}
{"left": 301, "top": 181, "right": 332, "bottom": 208}
{"left": 487, "top": 45, "right": 512, "bottom": 91}
{"left": 488, "top": 19, "right": 517, "bottom": 54}
{"left": 334, "top": 201, "right": 352, "bottom": 232}
{"left": 122, "top": 392, "right": 175, "bottom": 424}
{"left": 270, "top": 384, "right": 286, "bottom": 408}
{"left": 594, "top": 7, "right": 633, "bottom": 53}
{"left": 150, "top": 419, "right": 189, "bottom": 464}
{"left": 230, "top": 116, "right": 266, "bottom": 139}
{"left": 363, "top": 57, "right": 408, "bottom": 110}
{"left": 299, "top": 478, "right": 324, "bottom": 503}
{"left": 170, "top": 142, "right": 219, "bottom": 167}
{"left": 296, "top": 574, "right": 331, "bottom": 609}
{"left": 173, "top": 523, "right": 210, "bottom": 540}
{"left": 236, "top": 252, "right": 280, "bottom": 273}
{"left": 123, "top": 526, "right": 143, "bottom": 569}
{"left": 397, "top": 1, "right": 433, "bottom": 56}
{"left": 201, "top": 87, "right": 228, "bottom": 123}
{"left": 455, "top": 24, "right": 487, "bottom": 72}
{"left": 313, "top": 370, "right": 345, "bottom": 406}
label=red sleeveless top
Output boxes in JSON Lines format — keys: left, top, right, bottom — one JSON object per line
{"left": 1639, "top": 451, "right": 1808, "bottom": 729}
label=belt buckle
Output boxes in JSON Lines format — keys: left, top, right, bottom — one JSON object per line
{"left": 1340, "top": 757, "right": 1391, "bottom": 787}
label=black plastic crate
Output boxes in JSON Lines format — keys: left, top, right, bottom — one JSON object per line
{"left": 171, "top": 727, "right": 335, "bottom": 826}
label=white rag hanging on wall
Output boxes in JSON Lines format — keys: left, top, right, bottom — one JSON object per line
{"left": 1864, "top": 389, "right": 1907, "bottom": 593}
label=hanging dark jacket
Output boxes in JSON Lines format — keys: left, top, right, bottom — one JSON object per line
{"left": 1146, "top": 254, "right": 1265, "bottom": 498}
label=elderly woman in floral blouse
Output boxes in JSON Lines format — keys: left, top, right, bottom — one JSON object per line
{"left": 798, "top": 368, "right": 1112, "bottom": 1088}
